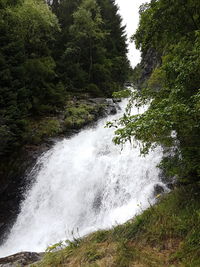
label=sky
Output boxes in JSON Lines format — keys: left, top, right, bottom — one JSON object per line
{"left": 115, "top": 0, "right": 150, "bottom": 68}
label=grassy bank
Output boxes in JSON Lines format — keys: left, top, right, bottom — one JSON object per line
{"left": 32, "top": 183, "right": 200, "bottom": 267}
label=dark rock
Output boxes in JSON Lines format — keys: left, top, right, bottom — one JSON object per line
{"left": 166, "top": 183, "right": 176, "bottom": 190}
{"left": 0, "top": 153, "right": 40, "bottom": 243}
{"left": 93, "top": 193, "right": 102, "bottom": 212}
{"left": 154, "top": 184, "right": 165, "bottom": 196}
{"left": 109, "top": 107, "right": 117, "bottom": 115}
{"left": 88, "top": 97, "right": 107, "bottom": 105}
{"left": 137, "top": 48, "right": 162, "bottom": 90}
{"left": 105, "top": 103, "right": 117, "bottom": 115}
{"left": 0, "top": 252, "right": 44, "bottom": 267}
{"left": 85, "top": 98, "right": 118, "bottom": 117}
{"left": 113, "top": 98, "right": 122, "bottom": 103}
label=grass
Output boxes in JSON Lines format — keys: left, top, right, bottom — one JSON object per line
{"left": 64, "top": 103, "right": 100, "bottom": 130}
{"left": 32, "top": 184, "right": 200, "bottom": 267}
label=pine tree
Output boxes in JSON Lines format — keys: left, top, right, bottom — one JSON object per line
{"left": 0, "top": 0, "right": 64, "bottom": 154}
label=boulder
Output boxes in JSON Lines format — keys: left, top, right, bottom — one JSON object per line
{"left": 153, "top": 184, "right": 165, "bottom": 197}
{"left": 0, "top": 252, "right": 44, "bottom": 267}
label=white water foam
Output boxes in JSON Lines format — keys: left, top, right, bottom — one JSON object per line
{"left": 0, "top": 99, "right": 166, "bottom": 257}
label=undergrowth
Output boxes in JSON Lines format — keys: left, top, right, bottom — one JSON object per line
{"left": 33, "top": 183, "right": 200, "bottom": 267}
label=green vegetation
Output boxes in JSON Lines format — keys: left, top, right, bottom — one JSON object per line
{"left": 64, "top": 104, "right": 96, "bottom": 129}
{"left": 18, "top": 99, "right": 105, "bottom": 145}
{"left": 0, "top": 0, "right": 62, "bottom": 155}
{"left": 114, "top": 0, "right": 200, "bottom": 183}
{"left": 32, "top": 184, "right": 200, "bottom": 267}
{"left": 51, "top": 0, "right": 129, "bottom": 96}
{"left": 0, "top": 0, "right": 129, "bottom": 157}
{"left": 24, "top": 118, "right": 61, "bottom": 145}
{"left": 1, "top": 0, "right": 200, "bottom": 265}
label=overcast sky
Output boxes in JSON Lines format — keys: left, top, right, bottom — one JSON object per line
{"left": 115, "top": 0, "right": 150, "bottom": 67}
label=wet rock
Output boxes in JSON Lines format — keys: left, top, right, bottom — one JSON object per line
{"left": 153, "top": 184, "right": 165, "bottom": 196}
{"left": 93, "top": 193, "right": 102, "bottom": 212}
{"left": 0, "top": 252, "right": 44, "bottom": 267}
{"left": 113, "top": 98, "right": 122, "bottom": 103}
{"left": 89, "top": 98, "right": 118, "bottom": 116}
{"left": 105, "top": 99, "right": 118, "bottom": 115}
{"left": 105, "top": 104, "right": 117, "bottom": 115}
{"left": 0, "top": 138, "right": 59, "bottom": 244}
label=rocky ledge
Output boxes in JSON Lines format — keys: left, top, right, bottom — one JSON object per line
{"left": 0, "top": 252, "right": 44, "bottom": 267}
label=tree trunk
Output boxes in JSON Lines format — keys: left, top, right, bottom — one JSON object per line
{"left": 88, "top": 37, "right": 93, "bottom": 82}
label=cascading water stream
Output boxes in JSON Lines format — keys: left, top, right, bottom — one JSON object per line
{"left": 0, "top": 99, "right": 167, "bottom": 257}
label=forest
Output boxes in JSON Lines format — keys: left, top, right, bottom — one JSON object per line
{"left": 0, "top": 0, "right": 129, "bottom": 156}
{"left": 0, "top": 0, "right": 200, "bottom": 265}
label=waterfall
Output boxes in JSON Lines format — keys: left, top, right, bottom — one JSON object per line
{"left": 0, "top": 99, "right": 166, "bottom": 257}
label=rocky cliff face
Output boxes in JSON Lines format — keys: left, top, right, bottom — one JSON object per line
{"left": 0, "top": 144, "right": 53, "bottom": 243}
{"left": 136, "top": 48, "right": 162, "bottom": 89}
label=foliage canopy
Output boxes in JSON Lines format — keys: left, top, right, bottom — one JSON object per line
{"left": 0, "top": 0, "right": 129, "bottom": 155}
{"left": 115, "top": 0, "right": 200, "bottom": 182}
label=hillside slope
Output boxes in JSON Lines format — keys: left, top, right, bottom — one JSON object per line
{"left": 33, "top": 184, "right": 200, "bottom": 267}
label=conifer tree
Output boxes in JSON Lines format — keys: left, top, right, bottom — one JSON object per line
{"left": 0, "top": 0, "right": 63, "bottom": 154}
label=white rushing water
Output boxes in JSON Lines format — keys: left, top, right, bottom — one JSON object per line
{"left": 0, "top": 99, "right": 167, "bottom": 257}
